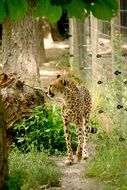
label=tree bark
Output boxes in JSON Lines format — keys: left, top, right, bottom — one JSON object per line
{"left": 0, "top": 94, "right": 8, "bottom": 190}
{"left": 2, "top": 11, "right": 45, "bottom": 87}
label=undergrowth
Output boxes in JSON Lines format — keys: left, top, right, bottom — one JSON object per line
{"left": 8, "top": 149, "right": 62, "bottom": 190}
{"left": 84, "top": 88, "right": 127, "bottom": 190}
{"left": 13, "top": 103, "right": 77, "bottom": 155}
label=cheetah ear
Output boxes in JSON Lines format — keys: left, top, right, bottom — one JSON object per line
{"left": 57, "top": 74, "right": 61, "bottom": 78}
{"left": 63, "top": 79, "right": 67, "bottom": 86}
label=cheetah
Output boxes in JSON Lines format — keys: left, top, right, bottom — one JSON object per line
{"left": 47, "top": 75, "right": 97, "bottom": 165}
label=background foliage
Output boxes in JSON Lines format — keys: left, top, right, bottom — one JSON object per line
{"left": 0, "top": 0, "right": 118, "bottom": 23}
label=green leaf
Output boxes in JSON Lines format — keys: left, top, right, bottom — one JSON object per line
{"left": 90, "top": 0, "right": 118, "bottom": 20}
{"left": 5, "top": 0, "right": 28, "bottom": 20}
{"left": 17, "top": 137, "right": 25, "bottom": 143}
{"left": 64, "top": 0, "right": 88, "bottom": 19}
{"left": 102, "top": 0, "right": 118, "bottom": 10}
{"left": 44, "top": 129, "right": 51, "bottom": 133}
{"left": 34, "top": 0, "right": 62, "bottom": 23}
{"left": 47, "top": 5, "right": 62, "bottom": 23}
{"left": 34, "top": 0, "right": 47, "bottom": 17}
{"left": 0, "top": 0, "right": 6, "bottom": 22}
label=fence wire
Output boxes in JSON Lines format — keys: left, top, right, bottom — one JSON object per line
{"left": 81, "top": 9, "right": 127, "bottom": 128}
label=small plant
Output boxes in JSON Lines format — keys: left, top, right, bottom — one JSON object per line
{"left": 8, "top": 149, "right": 62, "bottom": 190}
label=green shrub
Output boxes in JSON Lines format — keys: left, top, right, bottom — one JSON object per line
{"left": 13, "top": 103, "right": 77, "bottom": 155}
{"left": 8, "top": 149, "right": 62, "bottom": 190}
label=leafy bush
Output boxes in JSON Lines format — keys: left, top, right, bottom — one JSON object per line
{"left": 13, "top": 103, "right": 77, "bottom": 155}
{"left": 8, "top": 149, "right": 62, "bottom": 190}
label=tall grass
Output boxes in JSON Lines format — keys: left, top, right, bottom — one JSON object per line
{"left": 8, "top": 149, "right": 62, "bottom": 190}
{"left": 85, "top": 103, "right": 127, "bottom": 190}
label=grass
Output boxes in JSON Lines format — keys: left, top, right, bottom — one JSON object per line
{"left": 84, "top": 125, "right": 127, "bottom": 190}
{"left": 8, "top": 149, "right": 62, "bottom": 190}
{"left": 84, "top": 82, "right": 127, "bottom": 190}
{"left": 56, "top": 55, "right": 69, "bottom": 70}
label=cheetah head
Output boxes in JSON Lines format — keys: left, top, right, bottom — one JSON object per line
{"left": 46, "top": 75, "right": 67, "bottom": 98}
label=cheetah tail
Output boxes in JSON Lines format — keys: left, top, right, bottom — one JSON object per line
{"left": 90, "top": 127, "right": 97, "bottom": 134}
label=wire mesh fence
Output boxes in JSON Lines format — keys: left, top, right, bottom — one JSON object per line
{"left": 68, "top": 8, "right": 127, "bottom": 129}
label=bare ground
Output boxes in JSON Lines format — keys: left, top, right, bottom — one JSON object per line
{"left": 40, "top": 40, "right": 69, "bottom": 89}
{"left": 40, "top": 40, "right": 101, "bottom": 190}
{"left": 51, "top": 156, "right": 101, "bottom": 190}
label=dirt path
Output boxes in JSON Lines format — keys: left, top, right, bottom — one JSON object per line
{"left": 40, "top": 40, "right": 101, "bottom": 190}
{"left": 51, "top": 156, "right": 101, "bottom": 190}
{"left": 40, "top": 41, "right": 69, "bottom": 89}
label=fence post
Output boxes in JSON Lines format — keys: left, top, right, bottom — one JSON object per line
{"left": 69, "top": 18, "right": 88, "bottom": 82}
{"left": 69, "top": 18, "right": 80, "bottom": 75}
{"left": 90, "top": 14, "right": 98, "bottom": 85}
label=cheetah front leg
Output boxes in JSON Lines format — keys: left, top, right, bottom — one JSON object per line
{"left": 63, "top": 122, "right": 73, "bottom": 165}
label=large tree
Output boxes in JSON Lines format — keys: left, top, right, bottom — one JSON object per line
{"left": 2, "top": 1, "right": 45, "bottom": 86}
{"left": 0, "top": 0, "right": 118, "bottom": 85}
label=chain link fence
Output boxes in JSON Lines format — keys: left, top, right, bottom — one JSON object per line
{"left": 68, "top": 8, "right": 127, "bottom": 129}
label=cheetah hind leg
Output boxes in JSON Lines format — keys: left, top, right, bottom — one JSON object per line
{"left": 82, "top": 131, "right": 89, "bottom": 160}
{"left": 76, "top": 126, "right": 84, "bottom": 162}
{"left": 82, "top": 118, "right": 89, "bottom": 160}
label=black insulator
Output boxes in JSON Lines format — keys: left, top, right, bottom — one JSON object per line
{"left": 119, "top": 136, "right": 125, "bottom": 141}
{"left": 117, "top": 105, "right": 123, "bottom": 109}
{"left": 122, "top": 53, "right": 127, "bottom": 57}
{"left": 97, "top": 80, "right": 103, "bottom": 84}
{"left": 114, "top": 70, "right": 121, "bottom": 75}
{"left": 80, "top": 67, "right": 84, "bottom": 70}
{"left": 124, "top": 80, "right": 127, "bottom": 85}
{"left": 66, "top": 34, "right": 72, "bottom": 38}
{"left": 96, "top": 54, "right": 102, "bottom": 58}
{"left": 69, "top": 54, "right": 74, "bottom": 57}
{"left": 100, "top": 43, "right": 104, "bottom": 46}
{"left": 98, "top": 110, "right": 104, "bottom": 114}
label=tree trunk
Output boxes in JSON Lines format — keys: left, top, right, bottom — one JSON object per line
{"left": 0, "top": 95, "right": 8, "bottom": 190}
{"left": 0, "top": 72, "right": 47, "bottom": 149}
{"left": 2, "top": 11, "right": 45, "bottom": 87}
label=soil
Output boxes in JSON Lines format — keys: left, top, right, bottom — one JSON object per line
{"left": 40, "top": 40, "right": 69, "bottom": 89}
{"left": 40, "top": 40, "right": 101, "bottom": 190}
{"left": 51, "top": 156, "right": 101, "bottom": 190}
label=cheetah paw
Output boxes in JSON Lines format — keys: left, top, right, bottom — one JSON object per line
{"left": 82, "top": 153, "right": 89, "bottom": 160}
{"left": 65, "top": 158, "right": 73, "bottom": 166}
